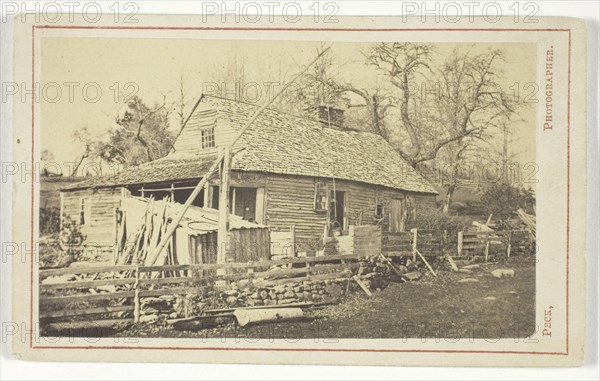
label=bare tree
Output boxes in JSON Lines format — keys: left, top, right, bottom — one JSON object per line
{"left": 298, "top": 44, "right": 523, "bottom": 213}
{"left": 70, "top": 127, "right": 95, "bottom": 177}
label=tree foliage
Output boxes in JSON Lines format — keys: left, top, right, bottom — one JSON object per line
{"left": 103, "top": 96, "right": 175, "bottom": 166}
{"left": 72, "top": 96, "right": 175, "bottom": 168}
{"left": 480, "top": 183, "right": 535, "bottom": 221}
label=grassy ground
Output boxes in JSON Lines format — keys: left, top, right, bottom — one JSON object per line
{"left": 114, "top": 258, "right": 535, "bottom": 340}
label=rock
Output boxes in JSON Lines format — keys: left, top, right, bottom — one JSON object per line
{"left": 141, "top": 297, "right": 171, "bottom": 311}
{"left": 269, "top": 289, "right": 277, "bottom": 299}
{"left": 225, "top": 296, "right": 238, "bottom": 306}
{"left": 458, "top": 278, "right": 479, "bottom": 283}
{"left": 259, "top": 290, "right": 269, "bottom": 299}
{"left": 324, "top": 283, "right": 343, "bottom": 298}
{"left": 250, "top": 292, "right": 259, "bottom": 299}
{"left": 403, "top": 271, "right": 422, "bottom": 281}
{"left": 142, "top": 307, "right": 159, "bottom": 315}
{"left": 168, "top": 312, "right": 179, "bottom": 319}
{"left": 225, "top": 289, "right": 238, "bottom": 297}
{"left": 396, "top": 265, "right": 408, "bottom": 274}
{"left": 462, "top": 264, "right": 480, "bottom": 270}
{"left": 283, "top": 291, "right": 295, "bottom": 298}
{"left": 457, "top": 268, "right": 472, "bottom": 274}
{"left": 301, "top": 292, "right": 312, "bottom": 302}
{"left": 491, "top": 268, "right": 515, "bottom": 278}
{"left": 484, "top": 296, "right": 497, "bottom": 300}
{"left": 139, "top": 314, "right": 159, "bottom": 324}
{"left": 276, "top": 293, "right": 285, "bottom": 300}
{"left": 264, "top": 299, "right": 277, "bottom": 306}
{"left": 273, "top": 285, "right": 286, "bottom": 293}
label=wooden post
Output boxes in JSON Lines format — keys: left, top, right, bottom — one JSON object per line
{"left": 411, "top": 228, "right": 418, "bottom": 262}
{"left": 457, "top": 231, "right": 463, "bottom": 257}
{"left": 140, "top": 186, "right": 145, "bottom": 198}
{"left": 217, "top": 147, "right": 231, "bottom": 265}
{"left": 484, "top": 236, "right": 490, "bottom": 263}
{"left": 506, "top": 231, "right": 513, "bottom": 258}
{"left": 415, "top": 249, "right": 437, "bottom": 277}
{"left": 170, "top": 183, "right": 175, "bottom": 202}
{"left": 203, "top": 182, "right": 210, "bottom": 208}
{"left": 255, "top": 187, "right": 265, "bottom": 224}
{"left": 133, "top": 264, "right": 140, "bottom": 323}
{"left": 290, "top": 225, "right": 296, "bottom": 258}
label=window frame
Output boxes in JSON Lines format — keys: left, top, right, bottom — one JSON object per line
{"left": 313, "top": 181, "right": 328, "bottom": 212}
{"left": 79, "top": 197, "right": 91, "bottom": 225}
{"left": 200, "top": 126, "right": 216, "bottom": 149}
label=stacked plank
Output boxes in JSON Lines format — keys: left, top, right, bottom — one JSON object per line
{"left": 352, "top": 225, "right": 382, "bottom": 257}
{"left": 117, "top": 198, "right": 177, "bottom": 269}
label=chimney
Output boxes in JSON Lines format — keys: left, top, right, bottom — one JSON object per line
{"left": 306, "top": 105, "right": 346, "bottom": 128}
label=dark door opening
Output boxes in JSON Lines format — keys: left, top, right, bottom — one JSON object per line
{"left": 173, "top": 188, "right": 204, "bottom": 207}
{"left": 233, "top": 187, "right": 257, "bottom": 221}
{"left": 329, "top": 190, "right": 345, "bottom": 231}
{"left": 211, "top": 186, "right": 257, "bottom": 222}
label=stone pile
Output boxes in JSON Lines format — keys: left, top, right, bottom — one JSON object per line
{"left": 138, "top": 257, "right": 398, "bottom": 322}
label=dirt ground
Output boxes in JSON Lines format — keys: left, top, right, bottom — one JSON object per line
{"left": 114, "top": 258, "right": 536, "bottom": 340}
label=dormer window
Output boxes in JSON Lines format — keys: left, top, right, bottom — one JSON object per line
{"left": 201, "top": 126, "right": 215, "bottom": 149}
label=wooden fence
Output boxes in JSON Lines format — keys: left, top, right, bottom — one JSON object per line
{"left": 457, "top": 230, "right": 533, "bottom": 260}
{"left": 39, "top": 253, "right": 395, "bottom": 323}
{"left": 39, "top": 228, "right": 534, "bottom": 323}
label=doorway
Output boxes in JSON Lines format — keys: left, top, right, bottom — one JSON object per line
{"left": 329, "top": 190, "right": 346, "bottom": 231}
{"left": 389, "top": 198, "right": 405, "bottom": 232}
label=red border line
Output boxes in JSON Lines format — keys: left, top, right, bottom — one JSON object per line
{"left": 565, "top": 29, "right": 572, "bottom": 355}
{"left": 30, "top": 24, "right": 35, "bottom": 349}
{"left": 29, "top": 25, "right": 571, "bottom": 356}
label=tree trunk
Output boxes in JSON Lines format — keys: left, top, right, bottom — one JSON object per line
{"left": 443, "top": 184, "right": 456, "bottom": 214}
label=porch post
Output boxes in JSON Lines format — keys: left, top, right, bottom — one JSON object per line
{"left": 217, "top": 147, "right": 231, "bottom": 264}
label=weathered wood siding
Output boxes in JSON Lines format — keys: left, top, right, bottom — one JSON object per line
{"left": 171, "top": 103, "right": 240, "bottom": 157}
{"left": 61, "top": 188, "right": 123, "bottom": 249}
{"left": 264, "top": 173, "right": 436, "bottom": 255}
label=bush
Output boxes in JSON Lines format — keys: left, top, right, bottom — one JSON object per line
{"left": 60, "top": 214, "right": 86, "bottom": 261}
{"left": 407, "top": 208, "right": 472, "bottom": 238}
{"left": 39, "top": 207, "right": 61, "bottom": 234}
{"left": 480, "top": 183, "right": 535, "bottom": 221}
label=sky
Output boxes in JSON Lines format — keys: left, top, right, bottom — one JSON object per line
{"left": 40, "top": 37, "right": 537, "bottom": 178}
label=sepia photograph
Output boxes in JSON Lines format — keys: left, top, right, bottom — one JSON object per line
{"left": 38, "top": 37, "right": 538, "bottom": 340}
{"left": 5, "top": 9, "right": 589, "bottom": 369}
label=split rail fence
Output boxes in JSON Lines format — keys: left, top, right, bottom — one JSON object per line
{"left": 39, "top": 227, "right": 534, "bottom": 324}
{"left": 39, "top": 253, "right": 397, "bottom": 323}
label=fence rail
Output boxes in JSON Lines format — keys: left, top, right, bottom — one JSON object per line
{"left": 39, "top": 253, "right": 376, "bottom": 323}
{"left": 39, "top": 227, "right": 534, "bottom": 323}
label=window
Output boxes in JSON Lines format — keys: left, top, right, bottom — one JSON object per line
{"left": 79, "top": 197, "right": 91, "bottom": 225}
{"left": 201, "top": 126, "right": 215, "bottom": 149}
{"left": 375, "top": 203, "right": 384, "bottom": 219}
{"left": 314, "top": 182, "right": 327, "bottom": 211}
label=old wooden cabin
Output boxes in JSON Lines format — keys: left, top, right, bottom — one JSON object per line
{"left": 60, "top": 95, "right": 438, "bottom": 262}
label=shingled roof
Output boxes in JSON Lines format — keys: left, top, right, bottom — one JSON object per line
{"left": 65, "top": 95, "right": 437, "bottom": 194}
